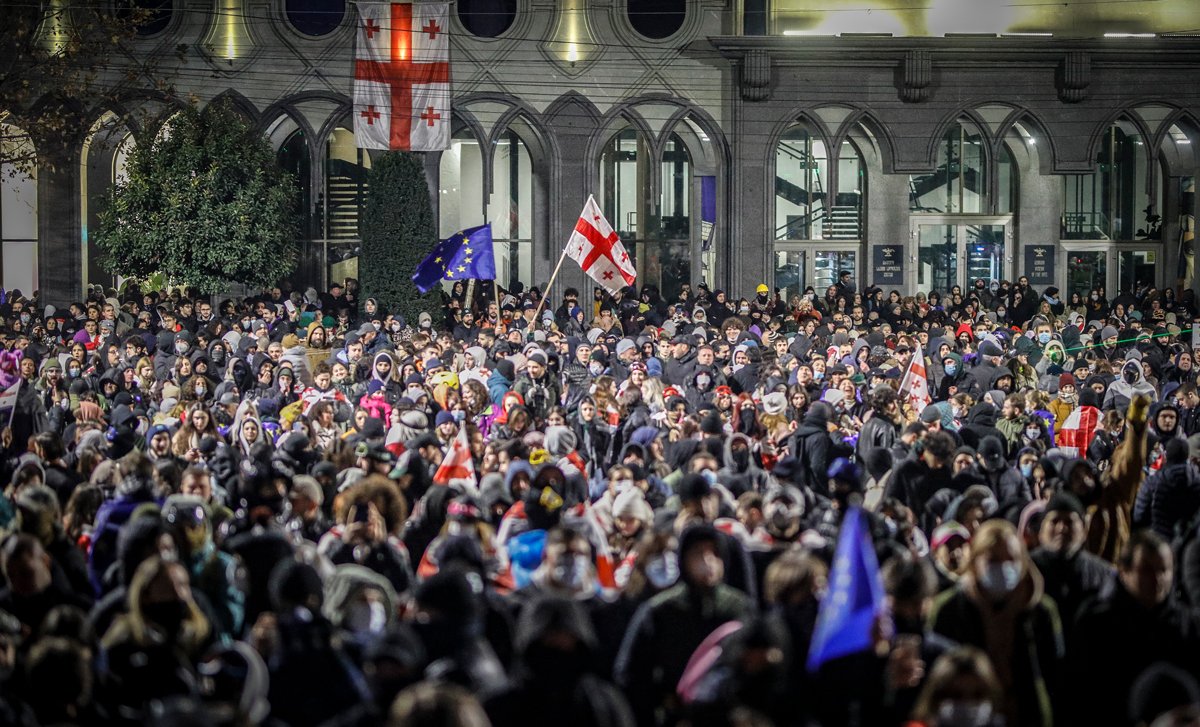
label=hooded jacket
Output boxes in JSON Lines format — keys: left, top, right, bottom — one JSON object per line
{"left": 1102, "top": 358, "right": 1157, "bottom": 411}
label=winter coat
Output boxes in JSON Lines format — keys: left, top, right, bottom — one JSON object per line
{"left": 1133, "top": 462, "right": 1200, "bottom": 539}
{"left": 1102, "top": 359, "right": 1157, "bottom": 411}
{"left": 487, "top": 369, "right": 514, "bottom": 406}
{"left": 930, "top": 571, "right": 1063, "bottom": 727}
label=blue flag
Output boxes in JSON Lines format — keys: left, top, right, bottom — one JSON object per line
{"left": 806, "top": 507, "right": 885, "bottom": 673}
{"left": 411, "top": 224, "right": 497, "bottom": 294}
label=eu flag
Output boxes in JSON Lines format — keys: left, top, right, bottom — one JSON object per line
{"left": 411, "top": 224, "right": 497, "bottom": 294}
{"left": 806, "top": 507, "right": 885, "bottom": 673}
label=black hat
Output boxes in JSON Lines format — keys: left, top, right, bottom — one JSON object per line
{"left": 978, "top": 436, "right": 1006, "bottom": 472}
{"left": 678, "top": 473, "right": 712, "bottom": 502}
{"left": 979, "top": 339, "right": 1004, "bottom": 357}
{"left": 1044, "top": 491, "right": 1085, "bottom": 519}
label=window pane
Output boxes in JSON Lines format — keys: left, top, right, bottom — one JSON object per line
{"left": 660, "top": 133, "right": 690, "bottom": 238}
{"left": 286, "top": 0, "right": 346, "bottom": 36}
{"left": 1067, "top": 250, "right": 1106, "bottom": 298}
{"left": 960, "top": 124, "right": 986, "bottom": 213}
{"left": 965, "top": 225, "right": 1004, "bottom": 285}
{"left": 911, "top": 122, "right": 986, "bottom": 213}
{"left": 776, "top": 126, "right": 827, "bottom": 240}
{"left": 325, "top": 127, "right": 370, "bottom": 239}
{"left": 774, "top": 250, "right": 804, "bottom": 303}
{"left": 918, "top": 224, "right": 956, "bottom": 293}
{"left": 488, "top": 130, "right": 532, "bottom": 241}
{"left": 1, "top": 125, "right": 37, "bottom": 241}
{"left": 628, "top": 0, "right": 686, "bottom": 40}
{"left": 458, "top": 0, "right": 516, "bottom": 37}
{"left": 833, "top": 139, "right": 862, "bottom": 239}
{"left": 600, "top": 129, "right": 641, "bottom": 240}
{"left": 439, "top": 130, "right": 483, "bottom": 237}
{"left": 277, "top": 131, "right": 311, "bottom": 238}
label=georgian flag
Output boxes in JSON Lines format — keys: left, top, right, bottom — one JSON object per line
{"left": 353, "top": 2, "right": 450, "bottom": 151}
{"left": 1058, "top": 406, "right": 1100, "bottom": 459}
{"left": 565, "top": 195, "right": 637, "bottom": 295}
{"left": 898, "top": 343, "right": 932, "bottom": 414}
{"left": 434, "top": 423, "right": 475, "bottom": 485}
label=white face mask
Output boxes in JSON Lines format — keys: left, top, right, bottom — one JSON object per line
{"left": 978, "top": 561, "right": 1021, "bottom": 595}
{"left": 345, "top": 600, "right": 388, "bottom": 636}
{"left": 937, "top": 701, "right": 994, "bottom": 727}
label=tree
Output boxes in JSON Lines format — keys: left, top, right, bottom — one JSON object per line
{"left": 94, "top": 100, "right": 299, "bottom": 293}
{"left": 0, "top": 3, "right": 181, "bottom": 174}
{"left": 360, "top": 152, "right": 437, "bottom": 325}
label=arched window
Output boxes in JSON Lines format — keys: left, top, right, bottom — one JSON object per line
{"left": 458, "top": 0, "right": 516, "bottom": 37}
{"left": 1, "top": 123, "right": 38, "bottom": 295}
{"left": 277, "top": 130, "right": 311, "bottom": 237}
{"left": 324, "top": 126, "right": 370, "bottom": 239}
{"left": 600, "top": 127, "right": 645, "bottom": 242}
{"left": 775, "top": 124, "right": 828, "bottom": 240}
{"left": 286, "top": 0, "right": 346, "bottom": 37}
{"left": 82, "top": 114, "right": 137, "bottom": 288}
{"left": 489, "top": 129, "right": 533, "bottom": 287}
{"left": 438, "top": 128, "right": 484, "bottom": 238}
{"left": 628, "top": 0, "right": 686, "bottom": 39}
{"left": 1062, "top": 120, "right": 1150, "bottom": 241}
{"left": 910, "top": 119, "right": 987, "bottom": 214}
{"left": 117, "top": 0, "right": 173, "bottom": 36}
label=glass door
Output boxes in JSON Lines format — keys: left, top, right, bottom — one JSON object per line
{"left": 1061, "top": 244, "right": 1108, "bottom": 299}
{"left": 918, "top": 224, "right": 957, "bottom": 294}
{"left": 1118, "top": 248, "right": 1159, "bottom": 296}
{"left": 913, "top": 216, "right": 1010, "bottom": 293}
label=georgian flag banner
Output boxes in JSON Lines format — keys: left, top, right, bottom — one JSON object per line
{"left": 566, "top": 195, "right": 637, "bottom": 295}
{"left": 1058, "top": 405, "right": 1100, "bottom": 459}
{"left": 898, "top": 343, "right": 932, "bottom": 414}
{"left": 353, "top": 2, "right": 450, "bottom": 151}
{"left": 434, "top": 423, "right": 475, "bottom": 485}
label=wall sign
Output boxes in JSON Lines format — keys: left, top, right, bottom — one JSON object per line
{"left": 1024, "top": 245, "right": 1056, "bottom": 286}
{"left": 872, "top": 244, "right": 904, "bottom": 287}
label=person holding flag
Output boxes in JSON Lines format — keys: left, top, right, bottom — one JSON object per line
{"left": 898, "top": 342, "right": 933, "bottom": 416}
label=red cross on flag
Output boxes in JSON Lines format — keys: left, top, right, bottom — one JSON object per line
{"left": 898, "top": 343, "right": 932, "bottom": 414}
{"left": 433, "top": 424, "right": 476, "bottom": 485}
{"left": 353, "top": 2, "right": 450, "bottom": 152}
{"left": 566, "top": 195, "right": 637, "bottom": 295}
{"left": 1058, "top": 405, "right": 1100, "bottom": 459}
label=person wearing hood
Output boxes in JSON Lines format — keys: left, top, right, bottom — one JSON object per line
{"left": 787, "top": 402, "right": 850, "bottom": 497}
{"left": 1104, "top": 356, "right": 1158, "bottom": 411}
{"left": 162, "top": 494, "right": 245, "bottom": 638}
{"left": 366, "top": 351, "right": 402, "bottom": 405}
{"left": 929, "top": 519, "right": 1063, "bottom": 727}
{"left": 487, "top": 594, "right": 633, "bottom": 727}
{"left": 615, "top": 523, "right": 753, "bottom": 727}
{"left": 936, "top": 350, "right": 967, "bottom": 401}
{"left": 958, "top": 401, "right": 1006, "bottom": 453}
{"left": 1147, "top": 401, "right": 1184, "bottom": 455}
{"left": 963, "top": 338, "right": 1005, "bottom": 397}
{"left": 1133, "top": 438, "right": 1200, "bottom": 539}
{"left": 718, "top": 432, "right": 770, "bottom": 493}
{"left": 488, "top": 358, "right": 515, "bottom": 407}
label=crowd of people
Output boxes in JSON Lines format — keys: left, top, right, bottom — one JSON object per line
{"left": 0, "top": 271, "right": 1197, "bottom": 727}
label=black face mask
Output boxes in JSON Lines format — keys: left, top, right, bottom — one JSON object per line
{"left": 143, "top": 600, "right": 188, "bottom": 637}
{"left": 1123, "top": 370, "right": 1137, "bottom": 384}
{"left": 732, "top": 449, "right": 750, "bottom": 470}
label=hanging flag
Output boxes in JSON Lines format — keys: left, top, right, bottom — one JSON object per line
{"left": 807, "top": 507, "right": 885, "bottom": 673}
{"left": 898, "top": 343, "right": 932, "bottom": 414}
{"left": 353, "top": 1, "right": 450, "bottom": 151}
{"left": 1058, "top": 405, "right": 1100, "bottom": 459}
{"left": 434, "top": 423, "right": 476, "bottom": 484}
{"left": 565, "top": 195, "right": 637, "bottom": 295}
{"left": 412, "top": 224, "right": 497, "bottom": 294}
{"left": 700, "top": 175, "right": 717, "bottom": 252}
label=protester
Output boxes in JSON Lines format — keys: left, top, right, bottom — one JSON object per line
{"left": 0, "top": 276, "right": 1189, "bottom": 725}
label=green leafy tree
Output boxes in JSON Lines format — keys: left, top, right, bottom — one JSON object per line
{"left": 360, "top": 151, "right": 437, "bottom": 324}
{"left": 95, "top": 100, "right": 298, "bottom": 292}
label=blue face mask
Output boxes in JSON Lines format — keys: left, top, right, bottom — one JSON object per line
{"left": 944, "top": 363, "right": 957, "bottom": 376}
{"left": 1020, "top": 463, "right": 1034, "bottom": 478}
{"left": 1038, "top": 332, "right": 1051, "bottom": 345}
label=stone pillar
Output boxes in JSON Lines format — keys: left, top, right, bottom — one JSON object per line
{"left": 36, "top": 140, "right": 83, "bottom": 307}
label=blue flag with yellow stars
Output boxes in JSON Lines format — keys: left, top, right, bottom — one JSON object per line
{"left": 411, "top": 224, "right": 497, "bottom": 294}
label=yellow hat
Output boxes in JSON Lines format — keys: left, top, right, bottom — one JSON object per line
{"left": 756, "top": 284, "right": 769, "bottom": 294}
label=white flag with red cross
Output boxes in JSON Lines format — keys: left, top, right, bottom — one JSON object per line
{"left": 353, "top": 2, "right": 450, "bottom": 151}
{"left": 898, "top": 343, "right": 932, "bottom": 414}
{"left": 1058, "top": 405, "right": 1100, "bottom": 459}
{"left": 565, "top": 195, "right": 637, "bottom": 295}
{"left": 434, "top": 423, "right": 475, "bottom": 485}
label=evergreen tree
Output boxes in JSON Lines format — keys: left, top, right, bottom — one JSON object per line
{"left": 95, "top": 100, "right": 298, "bottom": 292}
{"left": 360, "top": 152, "right": 437, "bottom": 324}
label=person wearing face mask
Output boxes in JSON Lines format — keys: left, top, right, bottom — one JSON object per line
{"left": 936, "top": 351, "right": 967, "bottom": 400}
{"left": 1104, "top": 357, "right": 1158, "bottom": 411}
{"left": 162, "top": 495, "right": 244, "bottom": 638}
{"left": 908, "top": 646, "right": 1005, "bottom": 727}
{"left": 322, "top": 563, "right": 397, "bottom": 650}
{"left": 929, "top": 519, "right": 1063, "bottom": 727}
{"left": 615, "top": 524, "right": 753, "bottom": 727}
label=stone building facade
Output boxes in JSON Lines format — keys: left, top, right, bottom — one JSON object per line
{"left": 4, "top": 0, "right": 1200, "bottom": 307}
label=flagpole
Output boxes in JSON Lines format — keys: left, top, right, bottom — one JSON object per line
{"left": 530, "top": 247, "right": 569, "bottom": 334}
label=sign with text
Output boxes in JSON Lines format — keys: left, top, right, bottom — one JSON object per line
{"left": 872, "top": 244, "right": 904, "bottom": 287}
{"left": 1024, "top": 245, "right": 1056, "bottom": 286}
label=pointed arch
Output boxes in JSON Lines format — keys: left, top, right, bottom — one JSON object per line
{"left": 208, "top": 89, "right": 259, "bottom": 122}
